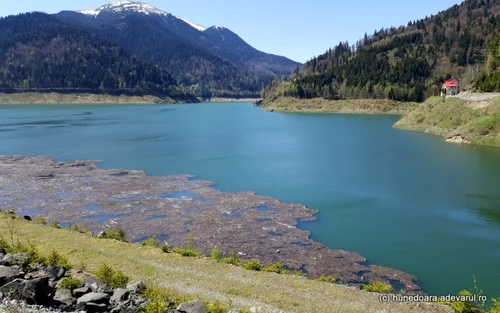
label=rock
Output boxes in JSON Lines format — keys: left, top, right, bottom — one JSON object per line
{"left": 73, "top": 286, "right": 91, "bottom": 298}
{"left": 111, "top": 288, "right": 130, "bottom": 303}
{"left": 53, "top": 288, "right": 75, "bottom": 307}
{"left": 45, "top": 266, "right": 66, "bottom": 281}
{"left": 126, "top": 281, "right": 146, "bottom": 295}
{"left": 86, "top": 302, "right": 109, "bottom": 313}
{"left": 228, "top": 310, "right": 242, "bottom": 313}
{"left": 97, "top": 231, "right": 107, "bottom": 238}
{"left": 0, "top": 265, "right": 21, "bottom": 286}
{"left": 177, "top": 300, "right": 208, "bottom": 313}
{"left": 77, "top": 292, "right": 110, "bottom": 305}
{"left": 0, "top": 277, "right": 52, "bottom": 305}
{"left": 91, "top": 282, "right": 113, "bottom": 295}
{"left": 1, "top": 253, "right": 29, "bottom": 266}
{"left": 445, "top": 135, "right": 471, "bottom": 144}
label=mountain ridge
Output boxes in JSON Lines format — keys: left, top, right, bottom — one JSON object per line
{"left": 55, "top": 1, "right": 300, "bottom": 98}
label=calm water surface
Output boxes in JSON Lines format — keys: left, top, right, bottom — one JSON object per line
{"left": 1, "top": 102, "right": 500, "bottom": 297}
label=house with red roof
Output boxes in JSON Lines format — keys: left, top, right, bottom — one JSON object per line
{"left": 441, "top": 77, "right": 460, "bottom": 96}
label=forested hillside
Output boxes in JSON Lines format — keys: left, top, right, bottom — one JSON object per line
{"left": 0, "top": 13, "right": 197, "bottom": 102}
{"left": 56, "top": 14, "right": 271, "bottom": 98}
{"left": 264, "top": 0, "right": 500, "bottom": 103}
{"left": 55, "top": 2, "right": 300, "bottom": 98}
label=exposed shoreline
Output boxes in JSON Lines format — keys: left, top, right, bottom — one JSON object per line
{"left": 0, "top": 92, "right": 172, "bottom": 105}
{"left": 0, "top": 155, "right": 422, "bottom": 294}
{"left": 0, "top": 92, "right": 261, "bottom": 105}
{"left": 262, "top": 97, "right": 419, "bottom": 115}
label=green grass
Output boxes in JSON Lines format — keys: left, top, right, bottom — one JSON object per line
{"left": 395, "top": 96, "right": 500, "bottom": 147}
{"left": 0, "top": 214, "right": 450, "bottom": 313}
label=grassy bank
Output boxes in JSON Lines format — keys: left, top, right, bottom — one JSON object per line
{"left": 0, "top": 92, "right": 181, "bottom": 105}
{"left": 395, "top": 96, "right": 500, "bottom": 147}
{"left": 263, "top": 97, "right": 418, "bottom": 114}
{"left": 0, "top": 214, "right": 450, "bottom": 313}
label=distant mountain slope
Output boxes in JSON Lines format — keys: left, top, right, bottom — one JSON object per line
{"left": 264, "top": 0, "right": 500, "bottom": 103}
{"left": 0, "top": 12, "right": 197, "bottom": 103}
{"left": 55, "top": 1, "right": 300, "bottom": 98}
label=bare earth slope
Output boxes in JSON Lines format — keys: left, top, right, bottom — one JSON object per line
{"left": 263, "top": 97, "right": 418, "bottom": 115}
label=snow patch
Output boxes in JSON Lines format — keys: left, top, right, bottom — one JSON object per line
{"left": 77, "top": 1, "right": 207, "bottom": 32}
{"left": 79, "top": 1, "right": 171, "bottom": 17}
{"left": 177, "top": 16, "right": 206, "bottom": 31}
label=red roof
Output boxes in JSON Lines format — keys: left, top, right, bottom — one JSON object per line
{"left": 444, "top": 78, "right": 459, "bottom": 88}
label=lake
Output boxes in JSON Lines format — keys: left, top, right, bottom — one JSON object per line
{"left": 1, "top": 102, "right": 500, "bottom": 298}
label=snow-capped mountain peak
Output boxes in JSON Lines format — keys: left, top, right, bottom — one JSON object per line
{"left": 77, "top": 1, "right": 207, "bottom": 31}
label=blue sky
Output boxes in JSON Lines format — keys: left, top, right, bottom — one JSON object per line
{"left": 0, "top": 0, "right": 463, "bottom": 63}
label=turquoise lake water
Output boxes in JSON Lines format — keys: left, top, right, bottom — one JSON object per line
{"left": 1, "top": 102, "right": 500, "bottom": 298}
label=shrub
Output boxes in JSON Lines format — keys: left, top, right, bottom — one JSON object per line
{"left": 38, "top": 217, "right": 48, "bottom": 225}
{"left": 47, "top": 250, "right": 71, "bottom": 268}
{"left": 111, "top": 271, "right": 130, "bottom": 288}
{"left": 263, "top": 262, "right": 288, "bottom": 274}
{"left": 60, "top": 277, "right": 82, "bottom": 291}
{"left": 243, "top": 259, "right": 261, "bottom": 271}
{"left": 318, "top": 276, "right": 336, "bottom": 283}
{"left": 143, "top": 236, "right": 159, "bottom": 248}
{"left": 101, "top": 228, "right": 128, "bottom": 242}
{"left": 95, "top": 263, "right": 115, "bottom": 285}
{"left": 491, "top": 297, "right": 500, "bottom": 313}
{"left": 171, "top": 247, "right": 199, "bottom": 257}
{"left": 363, "top": 281, "right": 393, "bottom": 294}
{"left": 143, "top": 286, "right": 172, "bottom": 313}
{"left": 210, "top": 246, "right": 222, "bottom": 261}
{"left": 95, "top": 263, "right": 130, "bottom": 288}
{"left": 71, "top": 224, "right": 88, "bottom": 234}
{"left": 160, "top": 244, "right": 169, "bottom": 253}
{"left": 51, "top": 221, "right": 62, "bottom": 229}
{"left": 220, "top": 252, "right": 240, "bottom": 266}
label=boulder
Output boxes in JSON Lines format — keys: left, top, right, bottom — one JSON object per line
{"left": 1, "top": 253, "right": 29, "bottom": 266}
{"left": 76, "top": 301, "right": 109, "bottom": 313}
{"left": 86, "top": 302, "right": 109, "bottom": 313}
{"left": 0, "top": 265, "right": 21, "bottom": 286}
{"left": 0, "top": 277, "right": 52, "bottom": 305}
{"left": 110, "top": 299, "right": 141, "bottom": 313}
{"left": 91, "top": 281, "right": 114, "bottom": 295}
{"left": 45, "top": 266, "right": 66, "bottom": 281}
{"left": 177, "top": 300, "right": 208, "bottom": 313}
{"left": 126, "top": 281, "right": 146, "bottom": 295}
{"left": 111, "top": 288, "right": 130, "bottom": 303}
{"left": 54, "top": 288, "right": 75, "bottom": 307}
{"left": 77, "top": 292, "right": 110, "bottom": 305}
{"left": 73, "top": 286, "right": 92, "bottom": 298}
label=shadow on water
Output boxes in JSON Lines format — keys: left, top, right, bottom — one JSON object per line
{"left": 467, "top": 194, "right": 500, "bottom": 226}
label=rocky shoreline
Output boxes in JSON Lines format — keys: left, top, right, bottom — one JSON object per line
{"left": 0, "top": 155, "right": 422, "bottom": 294}
{"left": 0, "top": 249, "right": 213, "bottom": 313}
